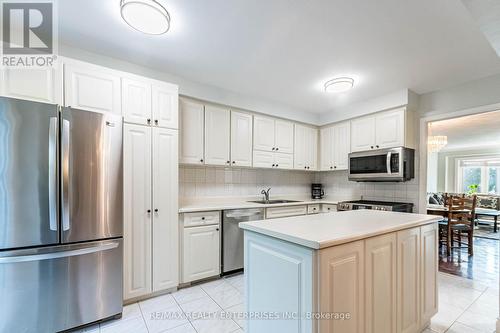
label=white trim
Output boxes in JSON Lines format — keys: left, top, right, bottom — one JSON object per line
{"left": 418, "top": 103, "right": 500, "bottom": 213}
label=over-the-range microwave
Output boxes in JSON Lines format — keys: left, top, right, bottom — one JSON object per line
{"left": 348, "top": 147, "right": 415, "bottom": 182}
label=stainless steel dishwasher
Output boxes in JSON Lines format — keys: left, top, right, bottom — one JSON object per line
{"left": 222, "top": 208, "right": 265, "bottom": 275}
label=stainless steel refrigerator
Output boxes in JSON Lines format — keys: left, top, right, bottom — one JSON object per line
{"left": 0, "top": 97, "right": 123, "bottom": 332}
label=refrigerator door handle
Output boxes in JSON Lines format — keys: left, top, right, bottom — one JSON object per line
{"left": 62, "top": 119, "right": 70, "bottom": 231}
{"left": 48, "top": 117, "right": 58, "bottom": 231}
{"left": 0, "top": 241, "right": 119, "bottom": 264}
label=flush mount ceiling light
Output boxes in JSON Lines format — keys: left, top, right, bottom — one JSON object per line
{"left": 324, "top": 77, "right": 354, "bottom": 93}
{"left": 120, "top": 0, "right": 170, "bottom": 35}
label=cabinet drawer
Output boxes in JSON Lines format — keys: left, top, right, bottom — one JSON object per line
{"left": 183, "top": 211, "right": 220, "bottom": 227}
{"left": 307, "top": 204, "right": 320, "bottom": 214}
{"left": 321, "top": 204, "right": 337, "bottom": 213}
{"left": 266, "top": 205, "right": 307, "bottom": 219}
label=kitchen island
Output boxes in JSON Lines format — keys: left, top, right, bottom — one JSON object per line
{"left": 239, "top": 210, "right": 441, "bottom": 333}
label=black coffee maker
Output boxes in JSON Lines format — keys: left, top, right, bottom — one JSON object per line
{"left": 311, "top": 183, "right": 324, "bottom": 199}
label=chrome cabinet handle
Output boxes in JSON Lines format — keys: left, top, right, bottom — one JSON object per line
{"left": 48, "top": 117, "right": 58, "bottom": 232}
{"left": 62, "top": 119, "right": 70, "bottom": 232}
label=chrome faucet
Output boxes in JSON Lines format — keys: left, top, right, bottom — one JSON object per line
{"left": 261, "top": 188, "right": 271, "bottom": 203}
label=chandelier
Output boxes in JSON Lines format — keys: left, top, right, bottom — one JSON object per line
{"left": 428, "top": 135, "right": 448, "bottom": 152}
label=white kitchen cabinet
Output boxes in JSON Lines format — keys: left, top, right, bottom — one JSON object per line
{"left": 252, "top": 151, "right": 293, "bottom": 169}
{"left": 231, "top": 111, "right": 253, "bottom": 167}
{"left": 321, "top": 204, "right": 337, "bottom": 213}
{"left": 64, "top": 60, "right": 121, "bottom": 115}
{"left": 180, "top": 98, "right": 205, "bottom": 164}
{"left": 152, "top": 128, "right": 179, "bottom": 292}
{"left": 294, "top": 124, "right": 318, "bottom": 170}
{"left": 183, "top": 211, "right": 220, "bottom": 227}
{"left": 376, "top": 109, "right": 404, "bottom": 149}
{"left": 182, "top": 224, "right": 221, "bottom": 283}
{"left": 122, "top": 77, "right": 151, "bottom": 126}
{"left": 397, "top": 227, "right": 421, "bottom": 333}
{"left": 307, "top": 204, "right": 320, "bottom": 214}
{"left": 253, "top": 116, "right": 275, "bottom": 152}
{"left": 420, "top": 223, "right": 438, "bottom": 327}
{"left": 204, "top": 105, "right": 231, "bottom": 166}
{"left": 320, "top": 126, "right": 333, "bottom": 171}
{"left": 275, "top": 119, "right": 294, "bottom": 153}
{"left": 265, "top": 205, "right": 307, "bottom": 219}
{"left": 365, "top": 233, "right": 397, "bottom": 333}
{"left": 152, "top": 82, "right": 178, "bottom": 129}
{"left": 123, "top": 124, "right": 152, "bottom": 300}
{"left": 351, "top": 116, "right": 376, "bottom": 152}
{"left": 124, "top": 124, "right": 179, "bottom": 300}
{"left": 319, "top": 240, "right": 365, "bottom": 333}
{"left": 351, "top": 108, "right": 414, "bottom": 152}
{"left": 332, "top": 121, "right": 350, "bottom": 170}
{"left": 0, "top": 65, "right": 62, "bottom": 104}
{"left": 253, "top": 116, "right": 294, "bottom": 153}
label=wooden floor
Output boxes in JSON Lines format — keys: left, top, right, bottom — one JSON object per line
{"left": 439, "top": 237, "right": 499, "bottom": 284}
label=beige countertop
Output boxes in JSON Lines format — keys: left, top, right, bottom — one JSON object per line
{"left": 178, "top": 195, "right": 347, "bottom": 213}
{"left": 239, "top": 210, "right": 441, "bottom": 250}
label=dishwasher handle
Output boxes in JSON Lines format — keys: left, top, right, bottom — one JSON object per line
{"left": 224, "top": 210, "right": 264, "bottom": 219}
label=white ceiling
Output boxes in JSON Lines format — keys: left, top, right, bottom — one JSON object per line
{"left": 58, "top": 0, "right": 500, "bottom": 114}
{"left": 429, "top": 110, "right": 500, "bottom": 151}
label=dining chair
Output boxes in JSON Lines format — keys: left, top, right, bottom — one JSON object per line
{"left": 445, "top": 194, "right": 477, "bottom": 256}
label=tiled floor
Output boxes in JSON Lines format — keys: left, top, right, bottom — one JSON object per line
{"left": 72, "top": 272, "right": 498, "bottom": 333}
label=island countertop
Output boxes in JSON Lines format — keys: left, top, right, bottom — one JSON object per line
{"left": 239, "top": 210, "right": 441, "bottom": 249}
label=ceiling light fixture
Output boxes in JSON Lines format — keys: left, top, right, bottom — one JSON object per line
{"left": 120, "top": 0, "right": 170, "bottom": 35}
{"left": 324, "top": 77, "right": 354, "bottom": 93}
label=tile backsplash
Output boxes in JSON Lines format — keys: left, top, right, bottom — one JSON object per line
{"left": 180, "top": 162, "right": 420, "bottom": 211}
{"left": 179, "top": 165, "right": 315, "bottom": 198}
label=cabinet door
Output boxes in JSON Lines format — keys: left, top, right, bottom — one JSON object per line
{"left": 182, "top": 225, "right": 220, "bottom": 283}
{"left": 274, "top": 152, "right": 294, "bottom": 170}
{"left": 253, "top": 150, "right": 274, "bottom": 169}
{"left": 122, "top": 77, "right": 151, "bottom": 125}
{"left": 179, "top": 98, "right": 204, "bottom": 164}
{"left": 293, "top": 124, "right": 307, "bottom": 170}
{"left": 64, "top": 63, "right": 121, "bottom": 114}
{"left": 320, "top": 127, "right": 334, "bottom": 171}
{"left": 308, "top": 127, "right": 318, "bottom": 171}
{"left": 420, "top": 223, "right": 438, "bottom": 326}
{"left": 376, "top": 110, "right": 404, "bottom": 149}
{"left": 397, "top": 227, "right": 421, "bottom": 333}
{"left": 152, "top": 82, "right": 178, "bottom": 129}
{"left": 351, "top": 116, "right": 376, "bottom": 152}
{"left": 231, "top": 111, "right": 253, "bottom": 167}
{"left": 123, "top": 124, "right": 152, "bottom": 300}
{"left": 204, "top": 105, "right": 230, "bottom": 166}
{"left": 333, "top": 121, "right": 351, "bottom": 170}
{"left": 152, "top": 128, "right": 178, "bottom": 292}
{"left": 319, "top": 240, "right": 364, "bottom": 333}
{"left": 265, "top": 205, "right": 307, "bottom": 219}
{"left": 253, "top": 116, "right": 275, "bottom": 152}
{"left": 0, "top": 66, "right": 62, "bottom": 104}
{"left": 275, "top": 119, "right": 294, "bottom": 153}
{"left": 365, "top": 234, "right": 397, "bottom": 333}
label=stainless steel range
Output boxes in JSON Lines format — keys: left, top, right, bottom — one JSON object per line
{"left": 337, "top": 200, "right": 414, "bottom": 212}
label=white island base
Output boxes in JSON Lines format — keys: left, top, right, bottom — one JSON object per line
{"left": 240, "top": 210, "right": 440, "bottom": 333}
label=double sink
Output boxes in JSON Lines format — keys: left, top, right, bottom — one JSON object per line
{"left": 247, "top": 199, "right": 302, "bottom": 204}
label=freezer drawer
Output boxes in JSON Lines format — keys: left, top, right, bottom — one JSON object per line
{"left": 0, "top": 239, "right": 123, "bottom": 333}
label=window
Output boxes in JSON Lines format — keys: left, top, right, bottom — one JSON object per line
{"left": 457, "top": 157, "right": 500, "bottom": 194}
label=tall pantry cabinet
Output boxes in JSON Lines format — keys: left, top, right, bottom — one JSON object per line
{"left": 123, "top": 76, "right": 179, "bottom": 301}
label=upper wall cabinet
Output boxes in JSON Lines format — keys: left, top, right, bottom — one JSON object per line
{"left": 204, "top": 105, "right": 231, "bottom": 166}
{"left": 180, "top": 98, "right": 205, "bottom": 164}
{"left": 122, "top": 76, "right": 179, "bottom": 129}
{"left": 351, "top": 108, "right": 414, "bottom": 152}
{"left": 294, "top": 124, "right": 318, "bottom": 171}
{"left": 253, "top": 116, "right": 294, "bottom": 154}
{"left": 64, "top": 59, "right": 121, "bottom": 115}
{"left": 0, "top": 65, "right": 62, "bottom": 104}
{"left": 320, "top": 121, "right": 350, "bottom": 171}
{"left": 231, "top": 111, "right": 253, "bottom": 167}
